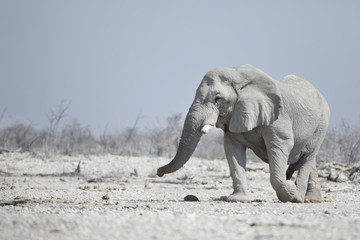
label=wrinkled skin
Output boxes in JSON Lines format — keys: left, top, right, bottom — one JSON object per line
{"left": 157, "top": 65, "right": 330, "bottom": 203}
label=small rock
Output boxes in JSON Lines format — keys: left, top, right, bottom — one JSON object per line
{"left": 88, "top": 178, "right": 102, "bottom": 183}
{"left": 102, "top": 194, "right": 110, "bottom": 200}
{"left": 318, "top": 169, "right": 330, "bottom": 178}
{"left": 336, "top": 172, "right": 348, "bottom": 183}
{"left": 328, "top": 168, "right": 338, "bottom": 181}
{"left": 350, "top": 170, "right": 360, "bottom": 184}
{"left": 130, "top": 169, "right": 138, "bottom": 177}
{"left": 184, "top": 195, "right": 199, "bottom": 202}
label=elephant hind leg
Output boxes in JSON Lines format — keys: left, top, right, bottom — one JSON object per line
{"left": 301, "top": 125, "right": 326, "bottom": 203}
{"left": 294, "top": 152, "right": 323, "bottom": 203}
{"left": 305, "top": 165, "right": 322, "bottom": 202}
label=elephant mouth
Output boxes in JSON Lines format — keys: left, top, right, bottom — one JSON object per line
{"left": 214, "top": 113, "right": 231, "bottom": 131}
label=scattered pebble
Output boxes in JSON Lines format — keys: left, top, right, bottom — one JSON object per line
{"left": 102, "top": 194, "right": 110, "bottom": 200}
{"left": 0, "top": 153, "right": 359, "bottom": 239}
{"left": 184, "top": 195, "right": 199, "bottom": 202}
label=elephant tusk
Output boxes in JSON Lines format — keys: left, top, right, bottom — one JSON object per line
{"left": 201, "top": 124, "right": 212, "bottom": 134}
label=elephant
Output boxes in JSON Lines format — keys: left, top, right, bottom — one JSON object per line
{"left": 157, "top": 64, "right": 330, "bottom": 203}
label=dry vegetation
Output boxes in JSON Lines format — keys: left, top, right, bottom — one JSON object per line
{"left": 0, "top": 104, "right": 359, "bottom": 164}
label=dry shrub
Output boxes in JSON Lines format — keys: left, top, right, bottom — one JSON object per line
{"left": 319, "top": 122, "right": 360, "bottom": 164}
{"left": 0, "top": 123, "right": 39, "bottom": 151}
{"left": 0, "top": 110, "right": 359, "bottom": 164}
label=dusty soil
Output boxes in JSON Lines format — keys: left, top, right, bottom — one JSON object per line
{"left": 0, "top": 152, "right": 359, "bottom": 239}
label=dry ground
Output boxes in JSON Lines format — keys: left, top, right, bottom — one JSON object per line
{"left": 0, "top": 152, "right": 359, "bottom": 240}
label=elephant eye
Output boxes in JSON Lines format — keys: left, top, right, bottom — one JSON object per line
{"left": 215, "top": 96, "right": 222, "bottom": 103}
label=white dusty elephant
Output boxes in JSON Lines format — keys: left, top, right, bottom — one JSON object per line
{"left": 157, "top": 64, "right": 330, "bottom": 203}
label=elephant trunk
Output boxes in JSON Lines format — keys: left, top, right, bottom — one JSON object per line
{"left": 157, "top": 110, "right": 207, "bottom": 177}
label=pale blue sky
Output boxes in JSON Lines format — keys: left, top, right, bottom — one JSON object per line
{"left": 1, "top": 1, "right": 359, "bottom": 134}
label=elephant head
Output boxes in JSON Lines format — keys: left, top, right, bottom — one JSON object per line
{"left": 157, "top": 64, "right": 282, "bottom": 177}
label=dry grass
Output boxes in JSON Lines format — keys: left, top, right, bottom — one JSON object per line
{"left": 0, "top": 111, "right": 359, "bottom": 164}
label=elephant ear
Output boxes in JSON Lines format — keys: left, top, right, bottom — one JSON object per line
{"left": 229, "top": 66, "right": 282, "bottom": 133}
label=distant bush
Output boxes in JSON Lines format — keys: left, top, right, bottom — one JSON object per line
{"left": 0, "top": 122, "right": 39, "bottom": 151}
{"left": 58, "top": 118, "right": 99, "bottom": 155}
{"left": 319, "top": 122, "right": 360, "bottom": 164}
{"left": 0, "top": 109, "right": 359, "bottom": 163}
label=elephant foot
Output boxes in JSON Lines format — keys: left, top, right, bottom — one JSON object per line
{"left": 305, "top": 189, "right": 323, "bottom": 203}
{"left": 221, "top": 192, "right": 251, "bottom": 203}
{"left": 305, "top": 176, "right": 323, "bottom": 203}
{"left": 277, "top": 193, "right": 303, "bottom": 203}
{"left": 274, "top": 181, "right": 303, "bottom": 203}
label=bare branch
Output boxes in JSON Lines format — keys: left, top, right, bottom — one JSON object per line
{"left": 0, "top": 108, "right": 7, "bottom": 123}
{"left": 47, "top": 101, "right": 71, "bottom": 139}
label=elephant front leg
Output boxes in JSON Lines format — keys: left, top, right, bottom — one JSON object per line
{"left": 223, "top": 133, "right": 250, "bottom": 202}
{"left": 266, "top": 139, "right": 303, "bottom": 203}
